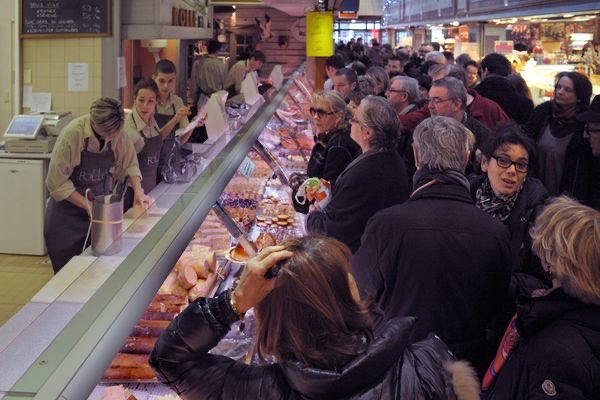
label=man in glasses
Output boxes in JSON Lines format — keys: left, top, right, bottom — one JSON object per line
{"left": 576, "top": 95, "right": 600, "bottom": 210}
{"left": 428, "top": 77, "right": 493, "bottom": 174}
{"left": 578, "top": 95, "right": 600, "bottom": 157}
{"left": 386, "top": 76, "right": 419, "bottom": 116}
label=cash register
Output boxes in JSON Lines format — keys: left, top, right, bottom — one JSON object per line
{"left": 4, "top": 111, "right": 73, "bottom": 153}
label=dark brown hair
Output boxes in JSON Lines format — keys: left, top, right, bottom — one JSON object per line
{"left": 255, "top": 236, "right": 373, "bottom": 370}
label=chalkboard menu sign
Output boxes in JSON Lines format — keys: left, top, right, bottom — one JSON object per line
{"left": 21, "top": 0, "right": 111, "bottom": 38}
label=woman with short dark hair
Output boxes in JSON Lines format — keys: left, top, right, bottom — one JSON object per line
{"left": 470, "top": 123, "right": 549, "bottom": 292}
{"left": 151, "top": 236, "right": 481, "bottom": 400}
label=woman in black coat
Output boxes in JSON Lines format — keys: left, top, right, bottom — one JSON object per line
{"left": 150, "top": 236, "right": 481, "bottom": 400}
{"left": 290, "top": 91, "right": 361, "bottom": 214}
{"left": 482, "top": 196, "right": 600, "bottom": 400}
{"left": 523, "top": 71, "right": 597, "bottom": 207}
{"left": 469, "top": 123, "right": 549, "bottom": 295}
{"left": 306, "top": 96, "right": 409, "bottom": 252}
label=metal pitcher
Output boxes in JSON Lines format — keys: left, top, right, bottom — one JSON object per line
{"left": 91, "top": 195, "right": 123, "bottom": 256}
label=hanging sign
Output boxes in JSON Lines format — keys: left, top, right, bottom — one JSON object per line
{"left": 306, "top": 12, "right": 333, "bottom": 57}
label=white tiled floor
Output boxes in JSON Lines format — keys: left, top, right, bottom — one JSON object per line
{"left": 0, "top": 254, "right": 54, "bottom": 326}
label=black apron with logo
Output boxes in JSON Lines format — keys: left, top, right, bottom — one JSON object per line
{"left": 44, "top": 139, "right": 115, "bottom": 273}
{"left": 124, "top": 128, "right": 163, "bottom": 211}
{"left": 155, "top": 104, "right": 179, "bottom": 184}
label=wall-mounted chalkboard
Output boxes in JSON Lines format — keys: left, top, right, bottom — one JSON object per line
{"left": 20, "top": 0, "right": 111, "bottom": 38}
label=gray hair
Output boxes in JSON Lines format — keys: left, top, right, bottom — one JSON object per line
{"left": 431, "top": 77, "right": 467, "bottom": 109}
{"left": 357, "top": 75, "right": 377, "bottom": 95}
{"left": 425, "top": 51, "right": 446, "bottom": 64}
{"left": 89, "top": 97, "right": 124, "bottom": 134}
{"left": 312, "top": 90, "right": 352, "bottom": 130}
{"left": 446, "top": 64, "right": 468, "bottom": 87}
{"left": 390, "top": 75, "right": 420, "bottom": 104}
{"left": 360, "top": 95, "right": 399, "bottom": 151}
{"left": 365, "top": 66, "right": 390, "bottom": 94}
{"left": 412, "top": 116, "right": 475, "bottom": 171}
{"left": 428, "top": 64, "right": 449, "bottom": 79}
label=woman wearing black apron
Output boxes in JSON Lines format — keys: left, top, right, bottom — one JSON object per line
{"left": 123, "top": 78, "right": 164, "bottom": 211}
{"left": 44, "top": 98, "right": 148, "bottom": 273}
{"left": 152, "top": 59, "right": 193, "bottom": 184}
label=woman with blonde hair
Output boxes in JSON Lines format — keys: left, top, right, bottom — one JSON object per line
{"left": 290, "top": 90, "right": 360, "bottom": 213}
{"left": 151, "top": 236, "right": 481, "bottom": 399}
{"left": 483, "top": 196, "right": 600, "bottom": 399}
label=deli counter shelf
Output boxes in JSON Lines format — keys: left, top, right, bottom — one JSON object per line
{"left": 0, "top": 66, "right": 314, "bottom": 400}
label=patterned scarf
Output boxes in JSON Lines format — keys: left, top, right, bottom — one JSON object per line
{"left": 475, "top": 178, "right": 521, "bottom": 222}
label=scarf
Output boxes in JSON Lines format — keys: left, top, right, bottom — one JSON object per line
{"left": 412, "top": 165, "right": 470, "bottom": 196}
{"left": 475, "top": 177, "right": 521, "bottom": 222}
{"left": 549, "top": 101, "right": 579, "bottom": 138}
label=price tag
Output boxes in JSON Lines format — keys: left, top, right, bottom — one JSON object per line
{"left": 239, "top": 157, "right": 256, "bottom": 178}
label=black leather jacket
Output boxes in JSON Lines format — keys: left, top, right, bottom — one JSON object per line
{"left": 150, "top": 291, "right": 459, "bottom": 400}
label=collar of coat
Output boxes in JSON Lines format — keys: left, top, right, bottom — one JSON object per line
{"left": 280, "top": 316, "right": 417, "bottom": 398}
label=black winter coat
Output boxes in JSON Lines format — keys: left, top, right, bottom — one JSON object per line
{"left": 352, "top": 179, "right": 511, "bottom": 376}
{"left": 292, "top": 128, "right": 361, "bottom": 214}
{"left": 475, "top": 75, "right": 534, "bottom": 125}
{"left": 306, "top": 150, "right": 409, "bottom": 253}
{"left": 149, "top": 291, "right": 461, "bottom": 400}
{"left": 484, "top": 288, "right": 600, "bottom": 400}
{"left": 306, "top": 128, "right": 362, "bottom": 186}
{"left": 523, "top": 101, "right": 600, "bottom": 210}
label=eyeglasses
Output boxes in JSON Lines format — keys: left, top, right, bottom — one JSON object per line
{"left": 309, "top": 107, "right": 338, "bottom": 118}
{"left": 584, "top": 126, "right": 600, "bottom": 137}
{"left": 386, "top": 88, "right": 407, "bottom": 94}
{"left": 426, "top": 97, "right": 454, "bottom": 105}
{"left": 491, "top": 155, "right": 529, "bottom": 173}
{"left": 350, "top": 117, "right": 365, "bottom": 127}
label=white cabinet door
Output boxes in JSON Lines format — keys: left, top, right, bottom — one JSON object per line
{"left": 0, "top": 159, "right": 47, "bottom": 255}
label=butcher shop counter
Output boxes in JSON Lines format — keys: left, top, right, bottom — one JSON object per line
{"left": 0, "top": 66, "right": 316, "bottom": 400}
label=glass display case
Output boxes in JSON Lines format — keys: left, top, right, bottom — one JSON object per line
{"left": 0, "top": 66, "right": 315, "bottom": 400}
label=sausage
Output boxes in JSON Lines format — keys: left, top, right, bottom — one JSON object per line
{"left": 188, "top": 272, "right": 218, "bottom": 302}
{"left": 102, "top": 365, "right": 156, "bottom": 381}
{"left": 188, "top": 256, "right": 209, "bottom": 279}
{"left": 120, "top": 336, "right": 157, "bottom": 354}
{"left": 146, "top": 301, "right": 184, "bottom": 313}
{"left": 177, "top": 265, "right": 198, "bottom": 289}
{"left": 140, "top": 311, "right": 177, "bottom": 321}
{"left": 153, "top": 293, "right": 188, "bottom": 305}
{"left": 131, "top": 320, "right": 170, "bottom": 337}
{"left": 158, "top": 271, "right": 178, "bottom": 295}
{"left": 110, "top": 353, "right": 149, "bottom": 368}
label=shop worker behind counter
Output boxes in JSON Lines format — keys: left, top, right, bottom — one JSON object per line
{"left": 44, "top": 98, "right": 150, "bottom": 273}
{"left": 152, "top": 59, "right": 192, "bottom": 183}
{"left": 224, "top": 50, "right": 267, "bottom": 104}
{"left": 150, "top": 236, "right": 481, "bottom": 400}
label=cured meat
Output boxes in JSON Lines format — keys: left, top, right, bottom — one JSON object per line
{"left": 158, "top": 271, "right": 178, "bottom": 294}
{"left": 146, "top": 301, "right": 184, "bottom": 313}
{"left": 132, "top": 320, "right": 170, "bottom": 337}
{"left": 153, "top": 293, "right": 188, "bottom": 305}
{"left": 177, "top": 265, "right": 198, "bottom": 289}
{"left": 110, "top": 353, "right": 149, "bottom": 368}
{"left": 188, "top": 272, "right": 218, "bottom": 302}
{"left": 140, "top": 311, "right": 177, "bottom": 321}
{"left": 120, "top": 336, "right": 157, "bottom": 354}
{"left": 102, "top": 365, "right": 156, "bottom": 381}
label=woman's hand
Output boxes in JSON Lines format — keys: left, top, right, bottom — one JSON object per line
{"left": 232, "top": 245, "right": 293, "bottom": 313}
{"left": 174, "top": 106, "right": 191, "bottom": 123}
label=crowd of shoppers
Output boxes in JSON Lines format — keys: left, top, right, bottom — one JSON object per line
{"left": 148, "top": 38, "right": 599, "bottom": 399}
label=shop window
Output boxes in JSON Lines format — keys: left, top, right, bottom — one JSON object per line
{"left": 235, "top": 35, "right": 253, "bottom": 60}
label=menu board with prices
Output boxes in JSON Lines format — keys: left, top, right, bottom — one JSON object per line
{"left": 21, "top": 0, "right": 111, "bottom": 38}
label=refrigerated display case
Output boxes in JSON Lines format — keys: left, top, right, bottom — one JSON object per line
{"left": 0, "top": 66, "right": 315, "bottom": 400}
